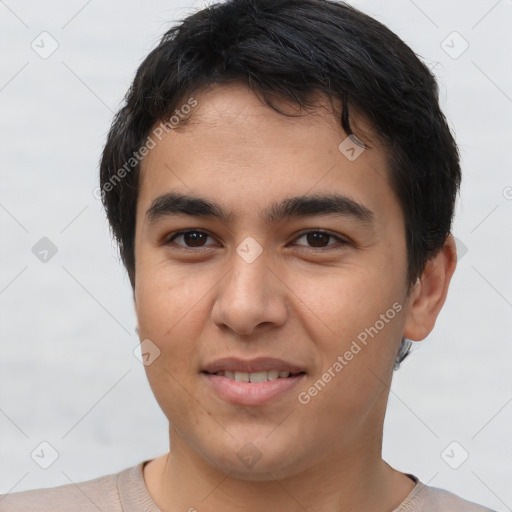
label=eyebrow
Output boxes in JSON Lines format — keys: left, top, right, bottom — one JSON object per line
{"left": 145, "top": 192, "right": 374, "bottom": 226}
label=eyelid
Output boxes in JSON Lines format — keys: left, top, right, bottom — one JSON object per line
{"left": 165, "top": 229, "right": 350, "bottom": 251}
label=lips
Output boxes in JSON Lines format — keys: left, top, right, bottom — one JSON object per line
{"left": 201, "top": 357, "right": 306, "bottom": 375}
{"left": 201, "top": 357, "right": 307, "bottom": 405}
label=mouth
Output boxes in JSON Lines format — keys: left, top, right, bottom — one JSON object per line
{"left": 202, "top": 370, "right": 306, "bottom": 382}
{"left": 200, "top": 358, "right": 307, "bottom": 405}
{"left": 201, "top": 356, "right": 306, "bottom": 376}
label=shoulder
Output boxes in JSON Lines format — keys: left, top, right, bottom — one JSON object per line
{"left": 0, "top": 463, "right": 144, "bottom": 512}
{"left": 400, "top": 478, "right": 497, "bottom": 512}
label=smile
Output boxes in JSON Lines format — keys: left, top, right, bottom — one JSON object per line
{"left": 205, "top": 370, "right": 303, "bottom": 382}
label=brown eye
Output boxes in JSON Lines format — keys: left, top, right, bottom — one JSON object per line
{"left": 305, "top": 232, "right": 330, "bottom": 247}
{"left": 294, "top": 230, "right": 349, "bottom": 251}
{"left": 167, "top": 230, "right": 213, "bottom": 248}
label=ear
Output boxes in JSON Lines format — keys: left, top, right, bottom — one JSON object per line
{"left": 403, "top": 234, "right": 458, "bottom": 341}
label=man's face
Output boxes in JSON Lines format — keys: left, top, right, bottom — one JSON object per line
{"left": 134, "top": 83, "right": 411, "bottom": 479}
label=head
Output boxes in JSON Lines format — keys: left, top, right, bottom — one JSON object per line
{"left": 99, "top": 0, "right": 459, "bottom": 479}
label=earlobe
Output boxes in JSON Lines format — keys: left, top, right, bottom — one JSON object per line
{"left": 403, "top": 235, "right": 457, "bottom": 341}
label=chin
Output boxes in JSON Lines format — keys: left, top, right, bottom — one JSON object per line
{"left": 198, "top": 434, "right": 311, "bottom": 482}
{"left": 209, "top": 454, "right": 304, "bottom": 482}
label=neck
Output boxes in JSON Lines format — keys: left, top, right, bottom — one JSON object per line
{"left": 143, "top": 427, "right": 415, "bottom": 512}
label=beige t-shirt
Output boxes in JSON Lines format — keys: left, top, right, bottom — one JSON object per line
{"left": 0, "top": 461, "right": 497, "bottom": 511}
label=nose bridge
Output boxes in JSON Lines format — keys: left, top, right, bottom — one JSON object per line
{"left": 211, "top": 241, "right": 288, "bottom": 334}
{"left": 224, "top": 243, "right": 273, "bottom": 308}
{"left": 229, "top": 253, "right": 266, "bottom": 300}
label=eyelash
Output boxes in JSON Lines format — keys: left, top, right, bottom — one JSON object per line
{"left": 164, "top": 229, "right": 350, "bottom": 252}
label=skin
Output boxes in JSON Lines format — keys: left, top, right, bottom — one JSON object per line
{"left": 133, "top": 82, "right": 457, "bottom": 512}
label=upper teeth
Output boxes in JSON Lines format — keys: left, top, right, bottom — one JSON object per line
{"left": 214, "top": 370, "right": 292, "bottom": 382}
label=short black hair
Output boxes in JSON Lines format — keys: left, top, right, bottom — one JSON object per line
{"left": 99, "top": 0, "right": 461, "bottom": 368}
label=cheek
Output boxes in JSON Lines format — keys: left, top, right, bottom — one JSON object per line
{"left": 135, "top": 260, "right": 208, "bottom": 335}
{"left": 297, "top": 268, "right": 406, "bottom": 411}
{"left": 134, "top": 267, "right": 209, "bottom": 387}
{"left": 299, "top": 263, "right": 403, "bottom": 343}
{"left": 134, "top": 274, "right": 206, "bottom": 426}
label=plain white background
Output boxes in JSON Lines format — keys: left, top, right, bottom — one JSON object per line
{"left": 0, "top": 0, "right": 511, "bottom": 510}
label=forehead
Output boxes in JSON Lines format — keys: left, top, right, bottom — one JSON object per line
{"left": 136, "top": 83, "right": 396, "bottom": 225}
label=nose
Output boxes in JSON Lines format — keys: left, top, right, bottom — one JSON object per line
{"left": 211, "top": 247, "right": 288, "bottom": 336}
